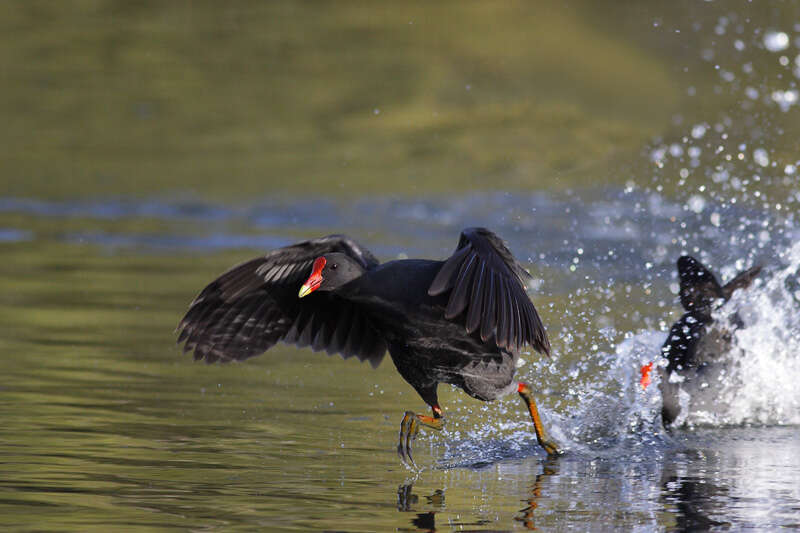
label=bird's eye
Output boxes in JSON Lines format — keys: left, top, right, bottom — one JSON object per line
{"left": 331, "top": 263, "right": 338, "bottom": 270}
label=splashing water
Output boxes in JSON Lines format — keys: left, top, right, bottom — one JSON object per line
{"left": 426, "top": 239, "right": 800, "bottom": 468}
{"left": 696, "top": 241, "right": 800, "bottom": 426}
{"left": 582, "top": 241, "right": 800, "bottom": 444}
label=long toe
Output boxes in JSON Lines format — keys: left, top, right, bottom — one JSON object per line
{"left": 540, "top": 437, "right": 564, "bottom": 457}
{"left": 397, "top": 412, "right": 411, "bottom": 464}
{"left": 397, "top": 411, "right": 420, "bottom": 470}
{"left": 405, "top": 417, "right": 419, "bottom": 465}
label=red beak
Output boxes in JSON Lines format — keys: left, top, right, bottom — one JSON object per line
{"left": 298, "top": 257, "right": 326, "bottom": 298}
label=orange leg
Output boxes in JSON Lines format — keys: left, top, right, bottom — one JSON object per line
{"left": 518, "top": 383, "right": 563, "bottom": 456}
{"left": 397, "top": 405, "right": 444, "bottom": 469}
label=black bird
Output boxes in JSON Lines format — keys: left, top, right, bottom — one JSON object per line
{"left": 177, "top": 228, "right": 562, "bottom": 466}
{"left": 658, "top": 255, "right": 761, "bottom": 426}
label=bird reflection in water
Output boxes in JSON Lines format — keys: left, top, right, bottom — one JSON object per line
{"left": 397, "top": 483, "right": 444, "bottom": 532}
{"left": 397, "top": 481, "right": 497, "bottom": 531}
{"left": 515, "top": 457, "right": 559, "bottom": 530}
{"left": 660, "top": 452, "right": 732, "bottom": 531}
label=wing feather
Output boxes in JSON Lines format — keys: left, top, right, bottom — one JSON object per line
{"left": 496, "top": 277, "right": 509, "bottom": 348}
{"left": 428, "top": 227, "right": 551, "bottom": 356}
{"left": 480, "top": 272, "right": 497, "bottom": 342}
{"left": 677, "top": 256, "right": 724, "bottom": 313}
{"left": 445, "top": 253, "right": 478, "bottom": 319}
{"left": 722, "top": 265, "right": 762, "bottom": 298}
{"left": 429, "top": 245, "right": 471, "bottom": 295}
{"left": 177, "top": 235, "right": 387, "bottom": 366}
{"left": 466, "top": 262, "right": 486, "bottom": 333}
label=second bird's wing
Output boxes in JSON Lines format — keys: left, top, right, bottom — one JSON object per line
{"left": 677, "top": 256, "right": 724, "bottom": 312}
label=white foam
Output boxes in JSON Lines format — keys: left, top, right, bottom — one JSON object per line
{"left": 648, "top": 242, "right": 800, "bottom": 427}
{"left": 708, "top": 242, "right": 800, "bottom": 425}
{"left": 426, "top": 244, "right": 799, "bottom": 464}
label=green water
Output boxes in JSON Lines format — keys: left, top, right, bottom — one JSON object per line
{"left": 1, "top": 1, "right": 683, "bottom": 199}
{"left": 2, "top": 1, "right": 800, "bottom": 531}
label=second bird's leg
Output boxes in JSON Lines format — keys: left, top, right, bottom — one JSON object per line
{"left": 517, "top": 383, "right": 563, "bottom": 456}
{"left": 397, "top": 404, "right": 444, "bottom": 469}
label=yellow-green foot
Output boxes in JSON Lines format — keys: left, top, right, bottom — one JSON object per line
{"left": 397, "top": 407, "right": 444, "bottom": 469}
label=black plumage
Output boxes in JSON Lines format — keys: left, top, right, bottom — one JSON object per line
{"left": 659, "top": 255, "right": 761, "bottom": 426}
{"left": 177, "top": 235, "right": 385, "bottom": 366}
{"left": 177, "top": 227, "right": 561, "bottom": 464}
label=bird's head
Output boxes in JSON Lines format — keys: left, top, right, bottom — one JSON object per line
{"left": 298, "top": 253, "right": 366, "bottom": 297}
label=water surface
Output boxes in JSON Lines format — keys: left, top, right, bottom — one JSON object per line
{"left": 1, "top": 1, "right": 799, "bottom": 531}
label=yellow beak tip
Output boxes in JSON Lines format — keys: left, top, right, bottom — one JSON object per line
{"left": 298, "top": 285, "right": 311, "bottom": 298}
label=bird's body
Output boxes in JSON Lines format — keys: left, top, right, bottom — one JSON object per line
{"left": 177, "top": 228, "right": 560, "bottom": 465}
{"left": 658, "top": 256, "right": 761, "bottom": 426}
{"left": 341, "top": 259, "right": 518, "bottom": 405}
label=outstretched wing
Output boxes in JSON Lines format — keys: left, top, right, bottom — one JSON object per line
{"left": 722, "top": 265, "right": 762, "bottom": 299}
{"left": 677, "top": 256, "right": 723, "bottom": 312}
{"left": 428, "top": 227, "right": 550, "bottom": 356}
{"left": 177, "top": 234, "right": 386, "bottom": 367}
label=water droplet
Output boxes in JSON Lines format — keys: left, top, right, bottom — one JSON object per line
{"left": 691, "top": 124, "right": 707, "bottom": 139}
{"left": 753, "top": 148, "right": 770, "bottom": 167}
{"left": 687, "top": 195, "right": 706, "bottom": 213}
{"left": 764, "top": 31, "right": 790, "bottom": 52}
